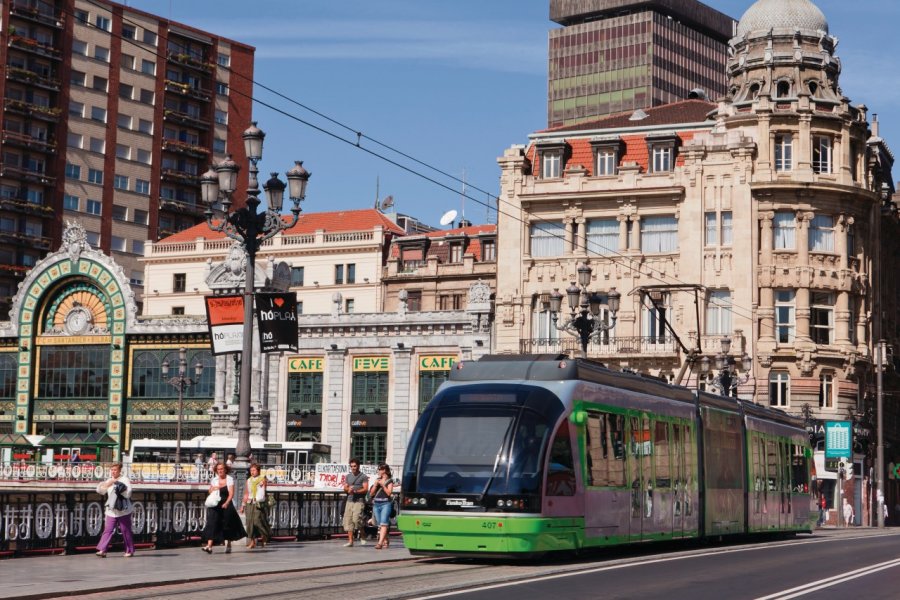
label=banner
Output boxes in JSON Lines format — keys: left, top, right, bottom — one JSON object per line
{"left": 205, "top": 295, "right": 245, "bottom": 355}
{"left": 256, "top": 292, "right": 299, "bottom": 353}
{"left": 314, "top": 463, "right": 378, "bottom": 490}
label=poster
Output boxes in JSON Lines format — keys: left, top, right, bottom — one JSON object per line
{"left": 256, "top": 292, "right": 299, "bottom": 353}
{"left": 205, "top": 294, "right": 245, "bottom": 354}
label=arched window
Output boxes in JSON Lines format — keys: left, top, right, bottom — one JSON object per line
{"left": 777, "top": 81, "right": 791, "bottom": 98}
{"left": 808, "top": 81, "right": 819, "bottom": 96}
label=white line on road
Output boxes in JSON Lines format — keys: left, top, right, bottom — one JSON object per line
{"left": 754, "top": 557, "right": 900, "bottom": 600}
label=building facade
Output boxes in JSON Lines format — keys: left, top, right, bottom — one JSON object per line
{"left": 548, "top": 0, "right": 735, "bottom": 127}
{"left": 0, "top": 0, "right": 255, "bottom": 315}
{"left": 501, "top": 0, "right": 898, "bottom": 521}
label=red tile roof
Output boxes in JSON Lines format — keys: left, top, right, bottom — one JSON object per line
{"left": 390, "top": 224, "right": 497, "bottom": 261}
{"left": 538, "top": 99, "right": 715, "bottom": 133}
{"left": 157, "top": 208, "right": 406, "bottom": 244}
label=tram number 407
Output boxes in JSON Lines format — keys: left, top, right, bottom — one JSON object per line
{"left": 481, "top": 521, "right": 501, "bottom": 529}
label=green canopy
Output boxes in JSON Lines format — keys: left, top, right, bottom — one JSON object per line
{"left": 38, "top": 431, "right": 117, "bottom": 446}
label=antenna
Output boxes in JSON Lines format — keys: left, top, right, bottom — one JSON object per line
{"left": 374, "top": 176, "right": 380, "bottom": 210}
{"left": 460, "top": 169, "right": 466, "bottom": 222}
{"left": 439, "top": 209, "right": 458, "bottom": 227}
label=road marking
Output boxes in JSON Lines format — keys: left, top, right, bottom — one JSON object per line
{"left": 754, "top": 557, "right": 900, "bottom": 599}
{"left": 407, "top": 533, "right": 900, "bottom": 600}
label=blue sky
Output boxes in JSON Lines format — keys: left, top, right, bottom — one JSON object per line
{"left": 122, "top": 0, "right": 900, "bottom": 227}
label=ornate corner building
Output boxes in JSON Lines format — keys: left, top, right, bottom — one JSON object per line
{"left": 497, "top": 0, "right": 899, "bottom": 515}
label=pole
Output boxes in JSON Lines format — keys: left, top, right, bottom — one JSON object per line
{"left": 877, "top": 340, "right": 885, "bottom": 528}
{"left": 175, "top": 382, "right": 184, "bottom": 466}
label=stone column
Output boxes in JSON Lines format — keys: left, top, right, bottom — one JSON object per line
{"left": 835, "top": 291, "right": 851, "bottom": 346}
{"left": 630, "top": 216, "right": 641, "bottom": 252}
{"left": 796, "top": 287, "right": 812, "bottom": 343}
{"left": 390, "top": 345, "right": 413, "bottom": 467}
{"left": 618, "top": 215, "right": 629, "bottom": 252}
{"left": 564, "top": 217, "right": 574, "bottom": 256}
{"left": 575, "top": 216, "right": 586, "bottom": 256}
{"left": 325, "top": 346, "right": 347, "bottom": 462}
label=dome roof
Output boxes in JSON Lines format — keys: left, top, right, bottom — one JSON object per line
{"left": 736, "top": 0, "right": 828, "bottom": 37}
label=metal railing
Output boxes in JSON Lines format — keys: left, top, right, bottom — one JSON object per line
{"left": 519, "top": 335, "right": 679, "bottom": 356}
{"left": 0, "top": 489, "right": 345, "bottom": 556}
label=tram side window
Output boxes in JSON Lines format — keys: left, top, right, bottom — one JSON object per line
{"left": 752, "top": 434, "right": 765, "bottom": 513}
{"left": 683, "top": 423, "right": 697, "bottom": 490}
{"left": 791, "top": 444, "right": 809, "bottom": 493}
{"left": 546, "top": 423, "right": 576, "bottom": 496}
{"left": 766, "top": 439, "right": 779, "bottom": 491}
{"left": 654, "top": 420, "right": 671, "bottom": 488}
{"left": 586, "top": 411, "right": 625, "bottom": 487}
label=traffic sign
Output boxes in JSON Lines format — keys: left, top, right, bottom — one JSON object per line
{"left": 825, "top": 421, "right": 852, "bottom": 458}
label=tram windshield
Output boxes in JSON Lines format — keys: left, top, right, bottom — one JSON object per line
{"left": 403, "top": 384, "right": 564, "bottom": 496}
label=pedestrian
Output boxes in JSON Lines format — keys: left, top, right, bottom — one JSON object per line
{"left": 225, "top": 453, "right": 235, "bottom": 467}
{"left": 817, "top": 494, "right": 826, "bottom": 527}
{"left": 368, "top": 463, "right": 395, "bottom": 550}
{"left": 201, "top": 463, "right": 246, "bottom": 554}
{"left": 70, "top": 451, "right": 81, "bottom": 463}
{"left": 342, "top": 458, "right": 368, "bottom": 547}
{"left": 240, "top": 463, "right": 271, "bottom": 549}
{"left": 842, "top": 497, "right": 854, "bottom": 527}
{"left": 95, "top": 463, "right": 134, "bottom": 558}
{"left": 195, "top": 453, "right": 205, "bottom": 468}
{"left": 207, "top": 452, "right": 218, "bottom": 473}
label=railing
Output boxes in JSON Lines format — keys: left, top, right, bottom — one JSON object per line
{"left": 0, "top": 488, "right": 345, "bottom": 556}
{"left": 519, "top": 335, "right": 680, "bottom": 356}
{"left": 8, "top": 35, "right": 62, "bottom": 59}
{"left": 9, "top": 3, "right": 65, "bottom": 28}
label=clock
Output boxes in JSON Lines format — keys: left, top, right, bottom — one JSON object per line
{"left": 65, "top": 306, "right": 92, "bottom": 335}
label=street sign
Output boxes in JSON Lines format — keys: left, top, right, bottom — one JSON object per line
{"left": 824, "top": 421, "right": 852, "bottom": 458}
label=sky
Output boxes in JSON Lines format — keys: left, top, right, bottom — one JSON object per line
{"left": 120, "top": 0, "right": 900, "bottom": 229}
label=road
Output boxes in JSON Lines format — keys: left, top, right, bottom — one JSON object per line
{"left": 23, "top": 529, "right": 900, "bottom": 600}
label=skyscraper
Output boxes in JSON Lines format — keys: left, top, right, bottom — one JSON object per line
{"left": 0, "top": 0, "right": 254, "bottom": 314}
{"left": 548, "top": 0, "right": 735, "bottom": 127}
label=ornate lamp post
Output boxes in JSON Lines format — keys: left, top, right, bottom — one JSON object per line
{"left": 161, "top": 347, "right": 203, "bottom": 465}
{"left": 699, "top": 336, "right": 752, "bottom": 397}
{"left": 200, "top": 122, "right": 309, "bottom": 484}
{"left": 547, "top": 263, "right": 621, "bottom": 355}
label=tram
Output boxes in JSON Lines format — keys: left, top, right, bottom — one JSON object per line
{"left": 398, "top": 355, "right": 814, "bottom": 557}
{"left": 129, "top": 436, "right": 331, "bottom": 466}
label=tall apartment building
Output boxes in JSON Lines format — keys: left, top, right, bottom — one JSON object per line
{"left": 548, "top": 0, "right": 735, "bottom": 127}
{"left": 0, "top": 0, "right": 254, "bottom": 314}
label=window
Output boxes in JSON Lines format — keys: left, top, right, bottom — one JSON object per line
{"left": 650, "top": 145, "right": 674, "bottom": 172}
{"left": 819, "top": 374, "right": 835, "bottom": 409}
{"left": 216, "top": 82, "right": 228, "bottom": 95}
{"left": 111, "top": 236, "right": 126, "bottom": 252}
{"left": 776, "top": 80, "right": 791, "bottom": 98}
{"left": 86, "top": 199, "right": 101, "bottom": 215}
{"left": 173, "top": 273, "right": 186, "bottom": 293}
{"left": 585, "top": 411, "right": 626, "bottom": 487}
{"left": 71, "top": 70, "right": 86, "bottom": 86}
{"left": 172, "top": 306, "right": 185, "bottom": 316}
{"left": 94, "top": 46, "right": 110, "bottom": 62}
{"left": 640, "top": 216, "right": 678, "bottom": 253}
{"left": 775, "top": 290, "right": 795, "bottom": 343}
{"left": 117, "top": 114, "right": 132, "bottom": 129}
{"left": 213, "top": 138, "right": 226, "bottom": 153}
{"left": 67, "top": 133, "right": 83, "bottom": 148}
{"left": 291, "top": 267, "right": 304, "bottom": 286}
{"left": 95, "top": 15, "right": 111, "bottom": 31}
{"left": 449, "top": 243, "right": 463, "bottom": 263}
{"left": 135, "top": 180, "right": 150, "bottom": 195}
{"left": 217, "top": 53, "right": 230, "bottom": 67}
{"left": 810, "top": 291, "right": 834, "bottom": 345}
{"left": 706, "top": 211, "right": 733, "bottom": 246}
{"left": 139, "top": 89, "right": 155, "bottom": 104}
{"left": 141, "top": 59, "right": 155, "bottom": 75}
{"left": 133, "top": 209, "right": 148, "bottom": 225}
{"left": 812, "top": 135, "right": 832, "bottom": 174}
{"left": 407, "top": 290, "right": 422, "bottom": 312}
{"left": 334, "top": 264, "right": 344, "bottom": 285}
{"left": 130, "top": 270, "right": 144, "bottom": 286}
{"left": 705, "top": 212, "right": 717, "bottom": 246}
{"left": 73, "top": 40, "right": 88, "bottom": 55}
{"left": 287, "top": 371, "right": 323, "bottom": 415}
{"left": 63, "top": 194, "right": 79, "bottom": 211}
{"left": 138, "top": 119, "right": 153, "bottom": 134}
{"left": 121, "top": 53, "right": 135, "bottom": 69}
{"left": 116, "top": 144, "right": 130, "bottom": 160}
{"left": 69, "top": 100, "right": 84, "bottom": 117}
{"left": 65, "top": 163, "right": 81, "bottom": 179}
{"left": 721, "top": 212, "right": 733, "bottom": 246}
{"left": 706, "top": 290, "right": 732, "bottom": 335}
{"left": 769, "top": 372, "right": 790, "bottom": 407}
{"left": 297, "top": 301, "right": 303, "bottom": 315}
{"left": 92, "top": 76, "right": 107, "bottom": 92}
{"left": 530, "top": 221, "right": 565, "bottom": 257}
{"left": 122, "top": 24, "right": 136, "bottom": 39}
{"left": 541, "top": 150, "right": 562, "bottom": 178}
{"left": 37, "top": 347, "right": 109, "bottom": 400}
{"left": 119, "top": 83, "right": 133, "bottom": 100}
{"left": 215, "top": 110, "right": 228, "bottom": 125}
{"left": 345, "top": 298, "right": 355, "bottom": 313}
{"left": 142, "top": 30, "right": 157, "bottom": 45}
{"left": 775, "top": 134, "right": 793, "bottom": 171}
{"left": 809, "top": 214, "right": 835, "bottom": 252}
{"left": 773, "top": 212, "right": 796, "bottom": 249}
{"left": 112, "top": 205, "right": 127, "bottom": 221}
{"left": 90, "top": 106, "right": 107, "bottom": 123}
{"left": 88, "top": 169, "right": 103, "bottom": 184}
{"left": 641, "top": 294, "right": 669, "bottom": 344}
{"left": 439, "top": 295, "right": 463, "bottom": 310}
{"left": 586, "top": 218, "right": 618, "bottom": 256}
{"left": 136, "top": 149, "right": 152, "bottom": 165}
{"left": 482, "top": 239, "right": 496, "bottom": 262}
{"left": 132, "top": 240, "right": 145, "bottom": 255}
{"left": 346, "top": 263, "right": 356, "bottom": 284}
{"left": 89, "top": 137, "right": 105, "bottom": 153}
{"left": 595, "top": 147, "right": 617, "bottom": 175}
{"left": 351, "top": 369, "right": 389, "bottom": 413}
{"left": 113, "top": 175, "right": 128, "bottom": 190}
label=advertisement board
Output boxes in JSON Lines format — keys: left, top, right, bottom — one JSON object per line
{"left": 256, "top": 292, "right": 299, "bottom": 353}
{"left": 204, "top": 295, "right": 245, "bottom": 355}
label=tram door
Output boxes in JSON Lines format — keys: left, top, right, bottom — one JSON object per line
{"left": 627, "top": 415, "right": 653, "bottom": 540}
{"left": 284, "top": 450, "right": 308, "bottom": 467}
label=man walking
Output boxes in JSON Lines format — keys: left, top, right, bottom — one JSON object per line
{"left": 342, "top": 459, "right": 368, "bottom": 547}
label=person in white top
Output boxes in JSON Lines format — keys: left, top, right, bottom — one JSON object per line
{"left": 95, "top": 463, "right": 134, "bottom": 558}
{"left": 200, "top": 463, "right": 246, "bottom": 553}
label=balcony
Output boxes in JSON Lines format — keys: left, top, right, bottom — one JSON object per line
{"left": 8, "top": 35, "right": 62, "bottom": 60}
{"left": 0, "top": 163, "right": 54, "bottom": 185}
{"left": 0, "top": 263, "right": 30, "bottom": 277}
{"left": 159, "top": 198, "right": 204, "bottom": 216}
{"left": 5, "top": 66, "right": 61, "bottom": 91}
{"left": 166, "top": 52, "right": 214, "bottom": 73}
{"left": 163, "top": 109, "right": 209, "bottom": 130}
{"left": 160, "top": 168, "right": 200, "bottom": 186}
{"left": 0, "top": 196, "right": 55, "bottom": 217}
{"left": 1, "top": 130, "right": 56, "bottom": 153}
{"left": 519, "top": 335, "right": 680, "bottom": 358}
{"left": 4, "top": 99, "right": 61, "bottom": 122}
{"left": 164, "top": 80, "right": 211, "bottom": 102}
{"left": 9, "top": 3, "right": 65, "bottom": 28}
{"left": 162, "top": 138, "right": 210, "bottom": 159}
{"left": 0, "top": 230, "right": 52, "bottom": 250}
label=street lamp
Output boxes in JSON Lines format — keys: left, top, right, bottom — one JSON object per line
{"left": 161, "top": 347, "right": 204, "bottom": 465}
{"left": 699, "top": 336, "right": 752, "bottom": 397}
{"left": 200, "top": 122, "right": 309, "bottom": 482}
{"left": 546, "top": 263, "right": 621, "bottom": 355}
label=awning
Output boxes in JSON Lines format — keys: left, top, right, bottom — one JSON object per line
{"left": 38, "top": 432, "right": 117, "bottom": 446}
{"left": 0, "top": 433, "right": 39, "bottom": 447}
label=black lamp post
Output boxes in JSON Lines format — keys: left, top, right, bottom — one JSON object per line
{"left": 547, "top": 263, "right": 621, "bottom": 355}
{"left": 699, "top": 336, "right": 752, "bottom": 397}
{"left": 161, "top": 347, "right": 204, "bottom": 465}
{"left": 200, "top": 122, "right": 309, "bottom": 487}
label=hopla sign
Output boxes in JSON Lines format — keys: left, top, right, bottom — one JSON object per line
{"left": 256, "top": 292, "right": 299, "bottom": 353}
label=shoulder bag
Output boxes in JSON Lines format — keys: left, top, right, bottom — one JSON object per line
{"left": 204, "top": 489, "right": 220, "bottom": 508}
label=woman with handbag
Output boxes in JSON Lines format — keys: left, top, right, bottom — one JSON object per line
{"left": 240, "top": 463, "right": 272, "bottom": 549}
{"left": 368, "top": 463, "right": 395, "bottom": 550}
{"left": 201, "top": 463, "right": 246, "bottom": 553}
{"left": 95, "top": 463, "right": 134, "bottom": 558}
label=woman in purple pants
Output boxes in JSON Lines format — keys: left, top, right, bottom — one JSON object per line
{"left": 95, "top": 463, "right": 135, "bottom": 557}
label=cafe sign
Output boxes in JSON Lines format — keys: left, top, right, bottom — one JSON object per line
{"left": 419, "top": 355, "right": 457, "bottom": 371}
{"left": 288, "top": 357, "right": 324, "bottom": 373}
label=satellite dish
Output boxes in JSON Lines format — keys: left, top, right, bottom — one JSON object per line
{"left": 439, "top": 209, "right": 458, "bottom": 226}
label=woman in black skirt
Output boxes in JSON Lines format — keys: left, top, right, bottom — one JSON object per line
{"left": 201, "top": 463, "right": 246, "bottom": 553}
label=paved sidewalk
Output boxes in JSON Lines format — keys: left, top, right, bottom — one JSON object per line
{"left": 0, "top": 537, "right": 413, "bottom": 600}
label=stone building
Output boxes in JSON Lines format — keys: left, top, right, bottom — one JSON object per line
{"left": 497, "top": 0, "right": 898, "bottom": 518}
